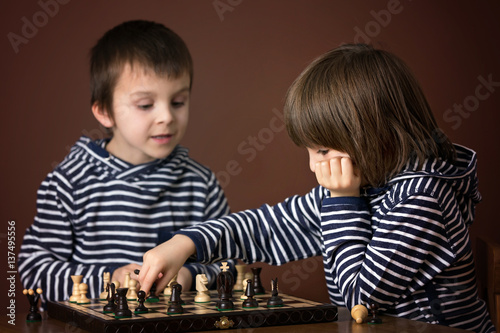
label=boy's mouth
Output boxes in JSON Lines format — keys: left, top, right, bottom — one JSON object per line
{"left": 151, "top": 134, "right": 173, "bottom": 144}
{"left": 152, "top": 134, "right": 172, "bottom": 139}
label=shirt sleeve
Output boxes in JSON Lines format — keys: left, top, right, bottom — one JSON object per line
{"left": 18, "top": 170, "right": 118, "bottom": 305}
{"left": 182, "top": 170, "right": 233, "bottom": 289}
{"left": 177, "top": 186, "right": 326, "bottom": 266}
{"left": 320, "top": 193, "right": 455, "bottom": 310}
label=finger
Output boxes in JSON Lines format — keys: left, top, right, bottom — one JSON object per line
{"left": 137, "top": 265, "right": 151, "bottom": 294}
{"left": 155, "top": 273, "right": 172, "bottom": 293}
{"left": 319, "top": 160, "right": 331, "bottom": 179}
{"left": 340, "top": 157, "right": 354, "bottom": 177}
{"left": 329, "top": 157, "right": 343, "bottom": 177}
{"left": 314, "top": 161, "right": 324, "bottom": 184}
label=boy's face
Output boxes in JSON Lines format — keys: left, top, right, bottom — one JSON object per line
{"left": 99, "top": 63, "right": 190, "bottom": 165}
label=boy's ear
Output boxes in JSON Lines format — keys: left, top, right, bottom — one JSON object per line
{"left": 92, "top": 102, "right": 114, "bottom": 128}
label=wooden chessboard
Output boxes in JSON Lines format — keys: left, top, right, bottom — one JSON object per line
{"left": 47, "top": 290, "right": 338, "bottom": 332}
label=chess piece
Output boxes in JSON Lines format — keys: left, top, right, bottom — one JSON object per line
{"left": 123, "top": 272, "right": 131, "bottom": 289}
{"left": 245, "top": 272, "right": 253, "bottom": 281}
{"left": 134, "top": 290, "right": 149, "bottom": 314}
{"left": 240, "top": 278, "right": 249, "bottom": 300}
{"left": 251, "top": 267, "right": 265, "bottom": 294}
{"left": 112, "top": 280, "right": 121, "bottom": 289}
{"left": 69, "top": 275, "right": 83, "bottom": 302}
{"left": 114, "top": 288, "right": 132, "bottom": 318}
{"left": 167, "top": 283, "right": 184, "bottom": 314}
{"left": 217, "top": 262, "right": 234, "bottom": 310}
{"left": 78, "top": 283, "right": 91, "bottom": 304}
{"left": 242, "top": 279, "right": 259, "bottom": 308}
{"left": 163, "top": 274, "right": 178, "bottom": 296}
{"left": 194, "top": 274, "right": 210, "bottom": 303}
{"left": 368, "top": 303, "right": 382, "bottom": 324}
{"left": 103, "top": 283, "right": 117, "bottom": 313}
{"left": 100, "top": 272, "right": 110, "bottom": 300}
{"left": 234, "top": 264, "right": 246, "bottom": 291}
{"left": 146, "top": 282, "right": 160, "bottom": 303}
{"left": 24, "top": 288, "right": 43, "bottom": 322}
{"left": 127, "top": 279, "right": 138, "bottom": 301}
{"left": 351, "top": 304, "right": 368, "bottom": 324}
{"left": 266, "top": 278, "right": 283, "bottom": 307}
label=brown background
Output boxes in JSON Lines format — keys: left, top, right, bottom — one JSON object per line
{"left": 1, "top": 0, "right": 499, "bottom": 320}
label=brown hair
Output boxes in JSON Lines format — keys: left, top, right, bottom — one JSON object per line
{"left": 284, "top": 43, "right": 456, "bottom": 187}
{"left": 90, "top": 20, "right": 193, "bottom": 119}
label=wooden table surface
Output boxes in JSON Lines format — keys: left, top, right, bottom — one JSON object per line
{"left": 2, "top": 307, "right": 470, "bottom": 333}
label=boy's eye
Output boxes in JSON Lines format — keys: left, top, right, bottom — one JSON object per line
{"left": 317, "top": 149, "right": 329, "bottom": 156}
{"left": 138, "top": 104, "right": 153, "bottom": 110}
{"left": 171, "top": 98, "right": 186, "bottom": 108}
{"left": 171, "top": 101, "right": 185, "bottom": 108}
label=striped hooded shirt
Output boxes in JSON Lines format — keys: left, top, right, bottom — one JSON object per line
{"left": 177, "top": 144, "right": 495, "bottom": 333}
{"left": 18, "top": 136, "right": 231, "bottom": 305}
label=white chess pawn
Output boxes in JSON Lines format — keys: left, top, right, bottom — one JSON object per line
{"left": 112, "top": 280, "right": 121, "bottom": 289}
{"left": 127, "top": 279, "right": 138, "bottom": 301}
{"left": 69, "top": 275, "right": 83, "bottom": 303}
{"left": 100, "top": 272, "right": 110, "bottom": 300}
{"left": 124, "top": 272, "right": 131, "bottom": 289}
{"left": 194, "top": 274, "right": 210, "bottom": 303}
{"left": 77, "top": 283, "right": 91, "bottom": 304}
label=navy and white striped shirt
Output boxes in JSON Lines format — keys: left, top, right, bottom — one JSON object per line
{"left": 19, "top": 136, "right": 231, "bottom": 305}
{"left": 178, "top": 144, "right": 495, "bottom": 333}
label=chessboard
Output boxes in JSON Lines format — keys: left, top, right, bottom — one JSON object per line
{"left": 47, "top": 290, "right": 338, "bottom": 333}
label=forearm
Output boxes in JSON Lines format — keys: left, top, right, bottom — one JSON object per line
{"left": 18, "top": 247, "right": 117, "bottom": 304}
{"left": 178, "top": 190, "right": 324, "bottom": 266}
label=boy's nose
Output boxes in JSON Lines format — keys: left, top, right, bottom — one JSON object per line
{"left": 157, "top": 106, "right": 174, "bottom": 124}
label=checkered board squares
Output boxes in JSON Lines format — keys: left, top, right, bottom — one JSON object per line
{"left": 47, "top": 291, "right": 338, "bottom": 333}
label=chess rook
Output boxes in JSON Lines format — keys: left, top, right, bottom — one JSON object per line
{"left": 69, "top": 275, "right": 83, "bottom": 303}
{"left": 114, "top": 288, "right": 132, "bottom": 318}
{"left": 251, "top": 267, "right": 265, "bottom": 294}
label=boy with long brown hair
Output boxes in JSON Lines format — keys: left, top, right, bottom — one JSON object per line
{"left": 139, "top": 44, "right": 494, "bottom": 332}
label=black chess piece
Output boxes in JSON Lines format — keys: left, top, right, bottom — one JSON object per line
{"left": 242, "top": 279, "right": 259, "bottom": 308}
{"left": 103, "top": 282, "right": 116, "bottom": 313}
{"left": 368, "top": 303, "right": 382, "bottom": 324}
{"left": 24, "top": 288, "right": 42, "bottom": 322}
{"left": 146, "top": 282, "right": 160, "bottom": 303}
{"left": 217, "top": 263, "right": 235, "bottom": 310}
{"left": 251, "top": 267, "right": 265, "bottom": 294}
{"left": 134, "top": 290, "right": 149, "bottom": 314}
{"left": 266, "top": 277, "right": 284, "bottom": 307}
{"left": 114, "top": 288, "right": 132, "bottom": 318}
{"left": 167, "top": 284, "right": 184, "bottom": 314}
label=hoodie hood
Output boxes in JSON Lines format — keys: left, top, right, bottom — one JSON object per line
{"left": 62, "top": 136, "right": 190, "bottom": 185}
{"left": 387, "top": 144, "right": 481, "bottom": 227}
